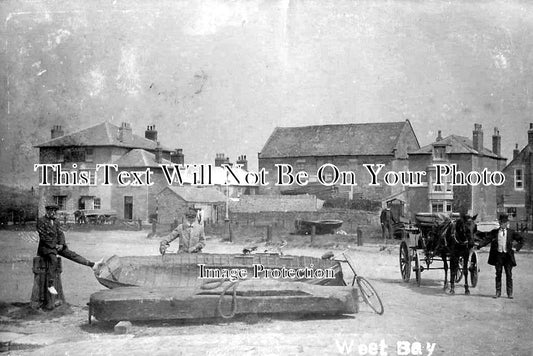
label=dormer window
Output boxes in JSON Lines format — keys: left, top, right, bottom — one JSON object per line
{"left": 433, "top": 145, "right": 446, "bottom": 161}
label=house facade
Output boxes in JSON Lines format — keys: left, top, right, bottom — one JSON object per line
{"left": 258, "top": 120, "right": 420, "bottom": 207}
{"left": 156, "top": 186, "right": 226, "bottom": 225}
{"left": 501, "top": 123, "right": 533, "bottom": 226}
{"left": 35, "top": 122, "right": 184, "bottom": 221}
{"left": 408, "top": 124, "right": 506, "bottom": 220}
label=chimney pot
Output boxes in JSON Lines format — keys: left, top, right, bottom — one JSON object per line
{"left": 492, "top": 127, "right": 501, "bottom": 156}
{"left": 528, "top": 123, "right": 533, "bottom": 146}
{"left": 145, "top": 124, "right": 158, "bottom": 141}
{"left": 155, "top": 142, "right": 162, "bottom": 163}
{"left": 51, "top": 125, "right": 64, "bottom": 139}
{"left": 513, "top": 143, "right": 520, "bottom": 159}
{"left": 473, "top": 123, "right": 484, "bottom": 155}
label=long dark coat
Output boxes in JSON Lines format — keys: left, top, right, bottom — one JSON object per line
{"left": 479, "top": 228, "right": 524, "bottom": 267}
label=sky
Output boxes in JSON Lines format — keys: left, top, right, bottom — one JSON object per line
{"left": 1, "top": 0, "right": 533, "bottom": 187}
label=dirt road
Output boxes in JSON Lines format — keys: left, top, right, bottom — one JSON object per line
{"left": 0, "top": 229, "right": 532, "bottom": 355}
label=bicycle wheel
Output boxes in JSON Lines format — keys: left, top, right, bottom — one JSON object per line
{"left": 356, "top": 276, "right": 384, "bottom": 315}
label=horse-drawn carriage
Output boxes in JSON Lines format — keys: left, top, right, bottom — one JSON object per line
{"left": 398, "top": 212, "right": 480, "bottom": 294}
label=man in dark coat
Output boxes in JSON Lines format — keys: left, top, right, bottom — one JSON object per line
{"left": 478, "top": 213, "right": 524, "bottom": 299}
{"left": 37, "top": 205, "right": 102, "bottom": 296}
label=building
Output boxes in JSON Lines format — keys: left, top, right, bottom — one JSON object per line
{"left": 35, "top": 122, "right": 184, "bottom": 221}
{"left": 156, "top": 186, "right": 226, "bottom": 225}
{"left": 258, "top": 120, "right": 420, "bottom": 204}
{"left": 408, "top": 124, "right": 506, "bottom": 220}
{"left": 501, "top": 123, "right": 533, "bottom": 227}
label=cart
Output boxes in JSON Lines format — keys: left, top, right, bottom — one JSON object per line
{"left": 399, "top": 213, "right": 479, "bottom": 288}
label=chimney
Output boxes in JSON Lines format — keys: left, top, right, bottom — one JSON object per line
{"left": 155, "top": 142, "right": 162, "bottom": 163}
{"left": 492, "top": 127, "right": 501, "bottom": 156}
{"left": 145, "top": 125, "right": 158, "bottom": 141}
{"left": 118, "top": 122, "right": 132, "bottom": 142}
{"left": 170, "top": 148, "right": 184, "bottom": 165}
{"left": 436, "top": 130, "right": 443, "bottom": 142}
{"left": 236, "top": 155, "right": 248, "bottom": 170}
{"left": 513, "top": 143, "right": 520, "bottom": 159}
{"left": 51, "top": 125, "right": 64, "bottom": 139}
{"left": 473, "top": 123, "right": 483, "bottom": 154}
{"left": 528, "top": 123, "right": 533, "bottom": 146}
{"left": 215, "top": 153, "right": 230, "bottom": 167}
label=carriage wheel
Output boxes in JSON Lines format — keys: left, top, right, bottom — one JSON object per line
{"left": 468, "top": 250, "right": 479, "bottom": 288}
{"left": 414, "top": 250, "right": 422, "bottom": 287}
{"left": 399, "top": 241, "right": 411, "bottom": 282}
{"left": 356, "top": 276, "right": 384, "bottom": 315}
{"left": 455, "top": 256, "right": 464, "bottom": 283}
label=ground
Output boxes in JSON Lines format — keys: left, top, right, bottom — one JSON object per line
{"left": 0, "top": 227, "right": 532, "bottom": 355}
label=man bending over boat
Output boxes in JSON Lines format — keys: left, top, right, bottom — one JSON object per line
{"left": 160, "top": 208, "right": 206, "bottom": 254}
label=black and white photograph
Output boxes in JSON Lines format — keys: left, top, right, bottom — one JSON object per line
{"left": 1, "top": 0, "right": 532, "bottom": 354}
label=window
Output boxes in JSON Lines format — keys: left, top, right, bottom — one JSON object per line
{"left": 86, "top": 148, "right": 94, "bottom": 162}
{"left": 89, "top": 170, "right": 96, "bottom": 185}
{"left": 433, "top": 146, "right": 446, "bottom": 160}
{"left": 431, "top": 202, "right": 444, "bottom": 213}
{"left": 431, "top": 201, "right": 452, "bottom": 213}
{"left": 515, "top": 169, "right": 523, "bottom": 190}
{"left": 296, "top": 159, "right": 306, "bottom": 171}
{"left": 94, "top": 198, "right": 101, "bottom": 209}
{"left": 507, "top": 207, "right": 516, "bottom": 218}
{"left": 53, "top": 196, "right": 67, "bottom": 211}
{"left": 56, "top": 150, "right": 64, "bottom": 163}
{"left": 61, "top": 147, "right": 86, "bottom": 163}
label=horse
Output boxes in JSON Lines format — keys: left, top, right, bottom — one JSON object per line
{"left": 448, "top": 214, "right": 478, "bottom": 295}
{"left": 426, "top": 213, "right": 477, "bottom": 294}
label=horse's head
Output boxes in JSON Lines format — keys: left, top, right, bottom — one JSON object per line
{"left": 455, "top": 213, "right": 478, "bottom": 246}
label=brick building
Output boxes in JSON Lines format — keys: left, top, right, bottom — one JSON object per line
{"left": 257, "top": 120, "right": 420, "bottom": 204}
{"left": 408, "top": 124, "right": 506, "bottom": 220}
{"left": 501, "top": 123, "right": 533, "bottom": 227}
{"left": 156, "top": 186, "right": 226, "bottom": 225}
{"left": 35, "top": 122, "right": 184, "bottom": 221}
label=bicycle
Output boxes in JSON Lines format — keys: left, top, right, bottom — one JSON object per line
{"left": 324, "top": 249, "right": 384, "bottom": 315}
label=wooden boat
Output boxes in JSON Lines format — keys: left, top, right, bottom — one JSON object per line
{"left": 294, "top": 219, "right": 343, "bottom": 235}
{"left": 89, "top": 280, "right": 358, "bottom": 321}
{"left": 95, "top": 253, "right": 345, "bottom": 289}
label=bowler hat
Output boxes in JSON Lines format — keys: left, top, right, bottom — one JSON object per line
{"left": 498, "top": 213, "right": 509, "bottom": 223}
{"left": 185, "top": 208, "right": 197, "bottom": 218}
{"left": 45, "top": 204, "right": 60, "bottom": 211}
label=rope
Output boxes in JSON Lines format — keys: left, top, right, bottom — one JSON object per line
{"left": 201, "top": 279, "right": 240, "bottom": 319}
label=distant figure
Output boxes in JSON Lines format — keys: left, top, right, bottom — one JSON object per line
{"left": 159, "top": 208, "right": 206, "bottom": 254}
{"left": 478, "top": 213, "right": 524, "bottom": 299}
{"left": 37, "top": 205, "right": 102, "bottom": 302}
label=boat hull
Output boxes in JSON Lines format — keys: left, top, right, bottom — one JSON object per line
{"left": 95, "top": 253, "right": 345, "bottom": 289}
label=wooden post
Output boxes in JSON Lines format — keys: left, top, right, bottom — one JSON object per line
{"left": 357, "top": 226, "right": 363, "bottom": 246}
{"left": 266, "top": 225, "right": 272, "bottom": 242}
{"left": 30, "top": 256, "right": 66, "bottom": 310}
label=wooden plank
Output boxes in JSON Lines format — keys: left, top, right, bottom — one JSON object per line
{"left": 90, "top": 281, "right": 358, "bottom": 321}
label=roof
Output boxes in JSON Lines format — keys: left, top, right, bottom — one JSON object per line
{"left": 503, "top": 145, "right": 532, "bottom": 171}
{"left": 259, "top": 121, "right": 414, "bottom": 158}
{"left": 35, "top": 122, "right": 172, "bottom": 151}
{"left": 113, "top": 149, "right": 172, "bottom": 167}
{"left": 159, "top": 186, "right": 226, "bottom": 203}
{"left": 408, "top": 135, "right": 502, "bottom": 159}
{"left": 172, "top": 165, "right": 259, "bottom": 186}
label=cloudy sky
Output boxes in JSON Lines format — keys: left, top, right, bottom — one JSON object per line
{"left": 1, "top": 0, "right": 533, "bottom": 187}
